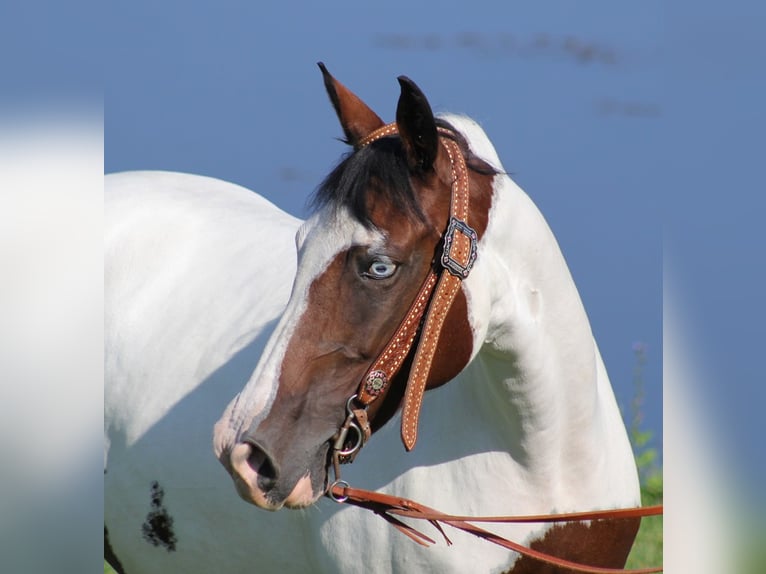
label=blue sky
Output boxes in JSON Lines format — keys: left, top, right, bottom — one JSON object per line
{"left": 105, "top": 1, "right": 665, "bottom": 452}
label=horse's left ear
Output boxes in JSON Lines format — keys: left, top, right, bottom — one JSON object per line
{"left": 396, "top": 76, "right": 439, "bottom": 172}
{"left": 319, "top": 62, "right": 385, "bottom": 147}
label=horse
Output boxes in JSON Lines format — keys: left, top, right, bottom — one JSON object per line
{"left": 213, "top": 65, "right": 642, "bottom": 573}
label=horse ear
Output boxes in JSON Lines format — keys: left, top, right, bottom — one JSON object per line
{"left": 318, "top": 62, "right": 385, "bottom": 147}
{"left": 395, "top": 76, "right": 438, "bottom": 172}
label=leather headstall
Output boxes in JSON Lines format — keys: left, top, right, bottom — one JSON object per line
{"left": 329, "top": 122, "right": 479, "bottom": 488}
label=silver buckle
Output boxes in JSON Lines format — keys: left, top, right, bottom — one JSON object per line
{"left": 441, "top": 217, "right": 478, "bottom": 278}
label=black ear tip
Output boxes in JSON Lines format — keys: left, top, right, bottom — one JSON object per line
{"left": 397, "top": 76, "right": 429, "bottom": 104}
{"left": 318, "top": 62, "right": 332, "bottom": 81}
{"left": 318, "top": 63, "right": 336, "bottom": 93}
{"left": 397, "top": 75, "right": 416, "bottom": 91}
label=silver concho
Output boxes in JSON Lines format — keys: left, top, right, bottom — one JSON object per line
{"left": 364, "top": 370, "right": 388, "bottom": 396}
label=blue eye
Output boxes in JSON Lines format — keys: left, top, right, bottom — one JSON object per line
{"left": 366, "top": 258, "right": 397, "bottom": 279}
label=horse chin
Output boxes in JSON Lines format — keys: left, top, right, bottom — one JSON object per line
{"left": 283, "top": 473, "right": 323, "bottom": 508}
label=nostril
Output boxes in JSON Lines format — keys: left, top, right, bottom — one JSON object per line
{"left": 243, "top": 440, "right": 279, "bottom": 492}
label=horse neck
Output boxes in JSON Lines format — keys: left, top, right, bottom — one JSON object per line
{"left": 462, "top": 171, "right": 639, "bottom": 506}
{"left": 477, "top": 173, "right": 598, "bottom": 430}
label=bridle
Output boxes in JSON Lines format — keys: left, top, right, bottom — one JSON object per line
{"left": 325, "top": 123, "right": 663, "bottom": 573}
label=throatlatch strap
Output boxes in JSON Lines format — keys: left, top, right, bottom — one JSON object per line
{"left": 400, "top": 137, "right": 474, "bottom": 450}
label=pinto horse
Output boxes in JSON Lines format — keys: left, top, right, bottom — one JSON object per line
{"left": 213, "top": 66, "right": 642, "bottom": 573}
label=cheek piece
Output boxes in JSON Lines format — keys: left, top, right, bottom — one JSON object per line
{"left": 328, "top": 123, "right": 478, "bottom": 495}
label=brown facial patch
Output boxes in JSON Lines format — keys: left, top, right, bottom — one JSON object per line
{"left": 505, "top": 518, "right": 641, "bottom": 573}
{"left": 245, "top": 215, "right": 439, "bottom": 498}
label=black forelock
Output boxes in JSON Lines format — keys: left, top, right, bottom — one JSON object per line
{"left": 311, "top": 136, "right": 424, "bottom": 228}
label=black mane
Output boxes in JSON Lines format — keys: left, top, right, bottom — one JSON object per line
{"left": 311, "top": 119, "right": 498, "bottom": 228}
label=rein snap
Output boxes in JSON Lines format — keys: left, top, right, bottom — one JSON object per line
{"left": 328, "top": 395, "right": 370, "bottom": 500}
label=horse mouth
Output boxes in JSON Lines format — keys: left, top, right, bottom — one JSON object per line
{"left": 221, "top": 441, "right": 328, "bottom": 510}
{"left": 232, "top": 471, "right": 317, "bottom": 510}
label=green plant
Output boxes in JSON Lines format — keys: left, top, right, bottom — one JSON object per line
{"left": 624, "top": 342, "right": 663, "bottom": 569}
{"left": 628, "top": 343, "right": 662, "bottom": 486}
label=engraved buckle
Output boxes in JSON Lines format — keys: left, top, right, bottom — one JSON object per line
{"left": 441, "top": 217, "right": 478, "bottom": 278}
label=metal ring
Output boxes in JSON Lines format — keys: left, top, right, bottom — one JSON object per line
{"left": 345, "top": 394, "right": 359, "bottom": 415}
{"left": 327, "top": 480, "right": 350, "bottom": 503}
{"left": 337, "top": 421, "right": 362, "bottom": 456}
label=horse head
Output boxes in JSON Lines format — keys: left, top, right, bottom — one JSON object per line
{"left": 213, "top": 65, "right": 497, "bottom": 510}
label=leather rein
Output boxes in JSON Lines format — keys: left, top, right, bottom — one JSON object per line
{"left": 330, "top": 483, "right": 663, "bottom": 574}
{"left": 325, "top": 123, "right": 664, "bottom": 573}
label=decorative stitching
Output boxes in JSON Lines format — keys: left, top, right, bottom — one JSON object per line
{"left": 400, "top": 138, "right": 471, "bottom": 450}
{"left": 358, "top": 123, "right": 399, "bottom": 147}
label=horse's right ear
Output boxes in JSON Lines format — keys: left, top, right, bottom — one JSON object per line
{"left": 318, "top": 63, "right": 385, "bottom": 148}
{"left": 395, "top": 76, "right": 438, "bottom": 173}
